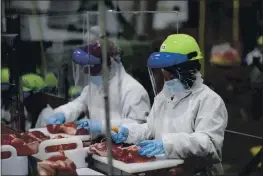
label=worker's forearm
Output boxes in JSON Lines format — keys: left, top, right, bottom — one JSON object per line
{"left": 54, "top": 101, "right": 86, "bottom": 122}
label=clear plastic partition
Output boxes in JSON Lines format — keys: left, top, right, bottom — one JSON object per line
{"left": 41, "top": 9, "right": 180, "bottom": 101}
{"left": 80, "top": 10, "right": 179, "bottom": 104}
{"left": 81, "top": 9, "right": 179, "bottom": 175}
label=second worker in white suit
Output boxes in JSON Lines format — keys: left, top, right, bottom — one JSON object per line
{"left": 46, "top": 39, "right": 151, "bottom": 137}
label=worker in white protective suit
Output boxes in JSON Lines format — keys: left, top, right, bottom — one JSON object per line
{"left": 45, "top": 39, "right": 151, "bottom": 137}
{"left": 111, "top": 34, "right": 228, "bottom": 175}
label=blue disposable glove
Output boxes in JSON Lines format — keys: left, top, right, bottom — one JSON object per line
{"left": 46, "top": 113, "right": 65, "bottom": 125}
{"left": 75, "top": 119, "right": 90, "bottom": 131}
{"left": 136, "top": 139, "right": 164, "bottom": 157}
{"left": 111, "top": 126, "right": 129, "bottom": 144}
{"left": 75, "top": 119, "right": 102, "bottom": 137}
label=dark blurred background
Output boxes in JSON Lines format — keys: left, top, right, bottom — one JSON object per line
{"left": 1, "top": 0, "right": 263, "bottom": 175}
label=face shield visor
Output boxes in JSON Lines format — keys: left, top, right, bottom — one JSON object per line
{"left": 72, "top": 45, "right": 101, "bottom": 86}
{"left": 70, "top": 24, "right": 103, "bottom": 89}
{"left": 147, "top": 51, "right": 200, "bottom": 96}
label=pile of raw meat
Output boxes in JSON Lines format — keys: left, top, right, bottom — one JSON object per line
{"left": 89, "top": 141, "right": 156, "bottom": 163}
{"left": 46, "top": 122, "right": 88, "bottom": 135}
{"left": 1, "top": 131, "right": 50, "bottom": 158}
{"left": 37, "top": 151, "right": 78, "bottom": 176}
{"left": 1, "top": 132, "right": 88, "bottom": 158}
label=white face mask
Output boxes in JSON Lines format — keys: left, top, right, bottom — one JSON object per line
{"left": 165, "top": 78, "right": 185, "bottom": 96}
{"left": 90, "top": 76, "right": 103, "bottom": 86}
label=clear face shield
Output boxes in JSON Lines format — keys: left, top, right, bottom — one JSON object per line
{"left": 71, "top": 15, "right": 102, "bottom": 88}
{"left": 71, "top": 41, "right": 101, "bottom": 101}
{"left": 71, "top": 11, "right": 123, "bottom": 115}
{"left": 147, "top": 51, "right": 200, "bottom": 96}
{"left": 147, "top": 11, "right": 179, "bottom": 96}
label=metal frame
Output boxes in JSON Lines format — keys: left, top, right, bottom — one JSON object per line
{"left": 233, "top": 0, "right": 239, "bottom": 43}
{"left": 98, "top": 1, "right": 114, "bottom": 175}
{"left": 198, "top": 0, "right": 206, "bottom": 77}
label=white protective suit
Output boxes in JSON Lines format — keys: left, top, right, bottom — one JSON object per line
{"left": 51, "top": 60, "right": 151, "bottom": 132}
{"left": 123, "top": 73, "right": 228, "bottom": 175}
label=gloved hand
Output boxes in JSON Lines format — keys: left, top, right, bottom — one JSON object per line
{"left": 136, "top": 139, "right": 164, "bottom": 157}
{"left": 46, "top": 113, "right": 65, "bottom": 125}
{"left": 111, "top": 126, "right": 129, "bottom": 144}
{"left": 75, "top": 119, "right": 102, "bottom": 137}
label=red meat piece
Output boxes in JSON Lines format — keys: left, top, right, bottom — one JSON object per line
{"left": 37, "top": 151, "right": 77, "bottom": 176}
{"left": 1, "top": 135, "right": 16, "bottom": 159}
{"left": 1, "top": 134, "right": 17, "bottom": 145}
{"left": 89, "top": 141, "right": 156, "bottom": 163}
{"left": 113, "top": 145, "right": 156, "bottom": 163}
{"left": 46, "top": 122, "right": 88, "bottom": 135}
{"left": 46, "top": 124, "right": 61, "bottom": 134}
{"left": 1, "top": 131, "right": 49, "bottom": 156}
{"left": 1, "top": 134, "right": 36, "bottom": 156}
{"left": 19, "top": 131, "right": 50, "bottom": 155}
{"left": 61, "top": 122, "right": 78, "bottom": 135}
{"left": 29, "top": 131, "right": 50, "bottom": 140}
{"left": 10, "top": 138, "right": 25, "bottom": 147}
{"left": 76, "top": 128, "right": 88, "bottom": 135}
{"left": 11, "top": 137, "right": 38, "bottom": 156}
{"left": 89, "top": 141, "right": 107, "bottom": 156}
{"left": 21, "top": 131, "right": 50, "bottom": 143}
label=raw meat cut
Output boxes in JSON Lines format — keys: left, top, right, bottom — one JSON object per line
{"left": 45, "top": 135, "right": 77, "bottom": 153}
{"left": 23, "top": 131, "right": 50, "bottom": 142}
{"left": 46, "top": 122, "right": 88, "bottom": 135}
{"left": 46, "top": 124, "right": 61, "bottom": 133}
{"left": 89, "top": 141, "right": 156, "bottom": 163}
{"left": 1, "top": 134, "right": 37, "bottom": 156}
{"left": 37, "top": 151, "right": 78, "bottom": 176}
{"left": 1, "top": 131, "right": 50, "bottom": 157}
{"left": 21, "top": 131, "right": 50, "bottom": 143}
{"left": 112, "top": 145, "right": 156, "bottom": 163}
{"left": 1, "top": 134, "right": 17, "bottom": 145}
{"left": 1, "top": 134, "right": 16, "bottom": 159}
{"left": 19, "top": 131, "right": 50, "bottom": 155}
{"left": 89, "top": 141, "right": 121, "bottom": 157}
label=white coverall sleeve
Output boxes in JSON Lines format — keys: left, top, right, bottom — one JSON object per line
{"left": 121, "top": 99, "right": 157, "bottom": 144}
{"left": 53, "top": 86, "right": 89, "bottom": 122}
{"left": 162, "top": 96, "right": 228, "bottom": 163}
{"left": 101, "top": 86, "right": 151, "bottom": 132}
